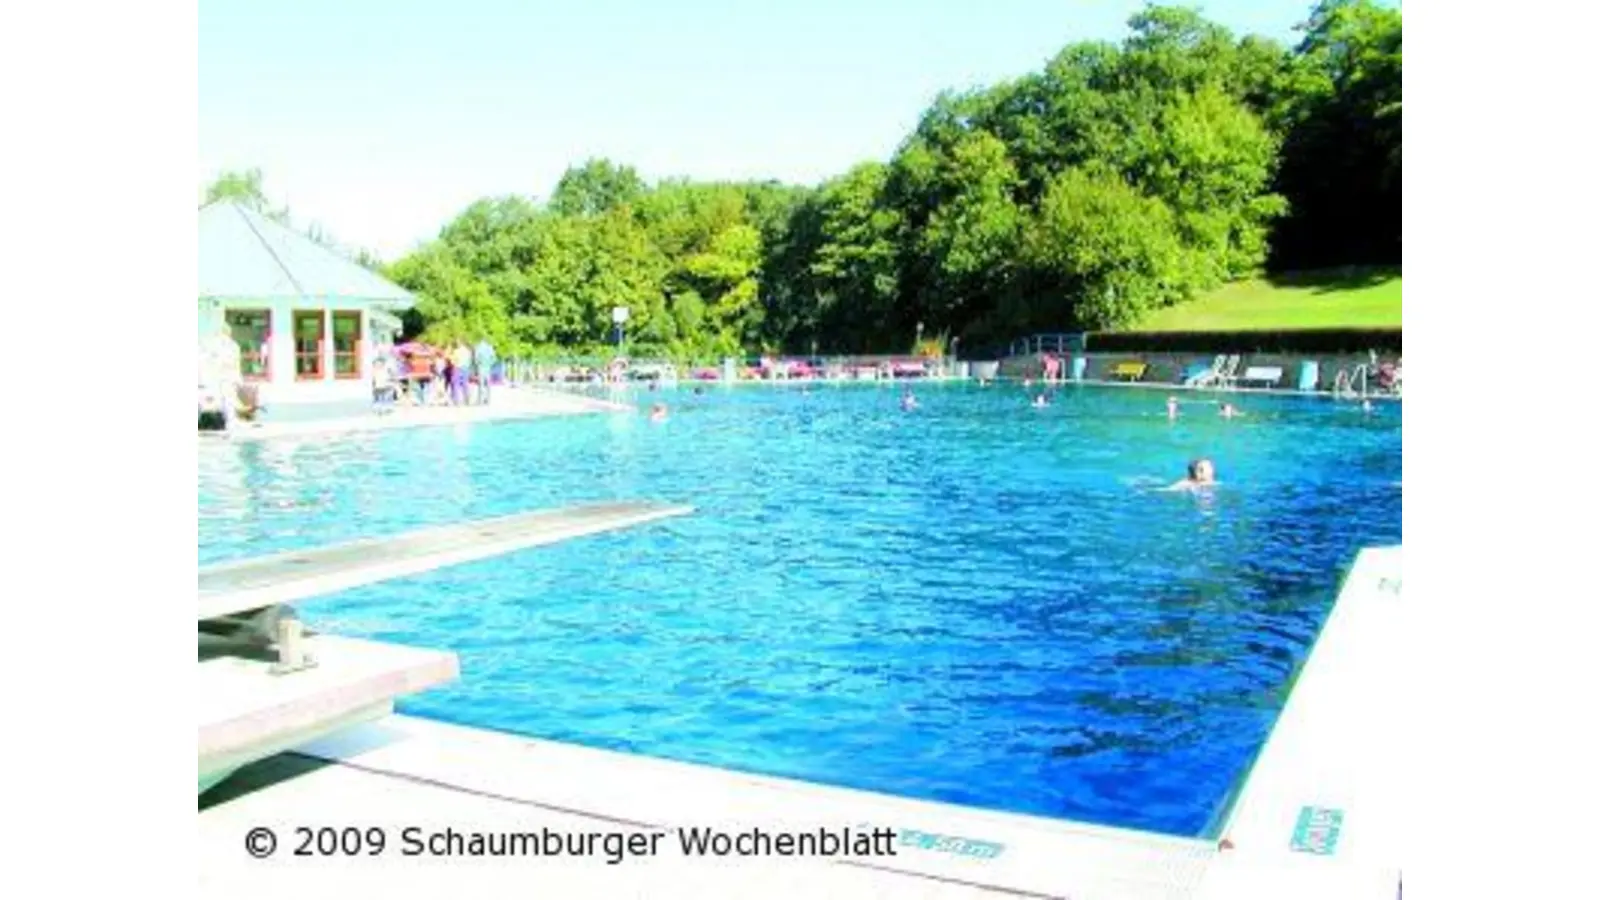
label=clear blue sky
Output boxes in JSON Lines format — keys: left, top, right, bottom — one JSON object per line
{"left": 200, "top": 0, "right": 1316, "bottom": 259}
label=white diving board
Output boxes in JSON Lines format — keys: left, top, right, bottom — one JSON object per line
{"left": 199, "top": 501, "right": 695, "bottom": 621}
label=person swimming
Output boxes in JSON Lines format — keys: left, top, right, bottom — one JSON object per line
{"left": 1361, "top": 399, "right": 1374, "bottom": 413}
{"left": 649, "top": 403, "right": 668, "bottom": 422}
{"left": 692, "top": 386, "right": 705, "bottom": 395}
{"left": 1032, "top": 393, "right": 1049, "bottom": 409}
{"left": 900, "top": 391, "right": 918, "bottom": 411}
{"left": 1167, "top": 458, "right": 1218, "bottom": 491}
{"left": 1166, "top": 396, "right": 1179, "bottom": 419}
{"left": 1219, "top": 402, "right": 1242, "bottom": 419}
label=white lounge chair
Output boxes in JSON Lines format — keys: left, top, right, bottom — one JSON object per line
{"left": 1237, "top": 365, "right": 1285, "bottom": 388}
{"left": 1192, "top": 355, "right": 1241, "bottom": 388}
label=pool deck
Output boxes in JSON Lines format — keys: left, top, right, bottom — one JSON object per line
{"left": 197, "top": 546, "right": 1403, "bottom": 899}
{"left": 1197, "top": 545, "right": 1403, "bottom": 899}
{"left": 201, "top": 386, "right": 632, "bottom": 443}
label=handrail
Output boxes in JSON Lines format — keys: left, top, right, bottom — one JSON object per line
{"left": 1003, "top": 333, "right": 1085, "bottom": 358}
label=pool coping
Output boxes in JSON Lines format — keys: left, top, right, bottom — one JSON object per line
{"left": 198, "top": 386, "right": 631, "bottom": 444}
{"left": 1196, "top": 545, "right": 1404, "bottom": 898}
{"left": 550, "top": 374, "right": 1401, "bottom": 403}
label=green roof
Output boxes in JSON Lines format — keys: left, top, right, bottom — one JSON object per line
{"left": 198, "top": 201, "right": 415, "bottom": 306}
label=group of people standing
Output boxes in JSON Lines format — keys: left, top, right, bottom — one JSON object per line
{"left": 374, "top": 338, "right": 500, "bottom": 409}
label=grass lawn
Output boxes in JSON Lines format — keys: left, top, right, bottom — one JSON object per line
{"left": 1131, "top": 266, "right": 1401, "bottom": 331}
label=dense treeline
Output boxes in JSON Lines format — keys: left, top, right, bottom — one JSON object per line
{"left": 206, "top": 1, "right": 1400, "bottom": 361}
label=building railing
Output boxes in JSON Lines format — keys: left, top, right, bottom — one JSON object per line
{"left": 1003, "top": 333, "right": 1087, "bottom": 358}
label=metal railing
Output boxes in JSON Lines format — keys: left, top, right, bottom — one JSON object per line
{"left": 1003, "top": 333, "right": 1087, "bottom": 358}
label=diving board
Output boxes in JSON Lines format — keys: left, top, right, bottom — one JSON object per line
{"left": 199, "top": 501, "right": 695, "bottom": 622}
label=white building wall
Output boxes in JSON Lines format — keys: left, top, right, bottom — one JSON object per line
{"left": 205, "top": 297, "right": 378, "bottom": 407}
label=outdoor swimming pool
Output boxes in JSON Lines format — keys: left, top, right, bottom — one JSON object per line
{"left": 198, "top": 382, "right": 1401, "bottom": 837}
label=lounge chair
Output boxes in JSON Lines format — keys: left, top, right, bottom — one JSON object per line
{"left": 1212, "top": 355, "right": 1243, "bottom": 388}
{"left": 1109, "top": 361, "right": 1148, "bottom": 382}
{"left": 1184, "top": 356, "right": 1225, "bottom": 386}
{"left": 1237, "top": 365, "right": 1285, "bottom": 388}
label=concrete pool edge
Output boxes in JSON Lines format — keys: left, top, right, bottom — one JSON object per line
{"left": 1195, "top": 545, "right": 1404, "bottom": 898}
{"left": 237, "top": 713, "right": 1219, "bottom": 898}
{"left": 199, "top": 386, "right": 631, "bottom": 444}
{"left": 555, "top": 374, "right": 1401, "bottom": 403}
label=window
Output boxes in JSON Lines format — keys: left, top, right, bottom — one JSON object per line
{"left": 294, "top": 311, "right": 324, "bottom": 379}
{"left": 332, "top": 311, "right": 362, "bottom": 379}
{"left": 225, "top": 309, "right": 271, "bottom": 381}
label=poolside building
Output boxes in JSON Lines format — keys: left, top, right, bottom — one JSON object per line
{"left": 198, "top": 200, "right": 413, "bottom": 415}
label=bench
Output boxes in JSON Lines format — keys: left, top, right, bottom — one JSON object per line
{"left": 1238, "top": 365, "right": 1284, "bottom": 388}
{"left": 1109, "top": 362, "right": 1148, "bottom": 382}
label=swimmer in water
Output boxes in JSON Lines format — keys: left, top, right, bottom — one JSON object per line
{"left": 1032, "top": 393, "right": 1049, "bottom": 409}
{"left": 649, "top": 403, "right": 668, "bottom": 422}
{"left": 1166, "top": 396, "right": 1179, "bottom": 419}
{"left": 1167, "top": 458, "right": 1218, "bottom": 491}
{"left": 1361, "top": 399, "right": 1374, "bottom": 413}
{"left": 1219, "top": 402, "right": 1242, "bottom": 419}
{"left": 900, "top": 391, "right": 918, "bottom": 411}
{"left": 693, "top": 386, "right": 705, "bottom": 395}
{"left": 1023, "top": 377, "right": 1033, "bottom": 389}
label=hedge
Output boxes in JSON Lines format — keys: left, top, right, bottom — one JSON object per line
{"left": 1084, "top": 328, "right": 1402, "bottom": 355}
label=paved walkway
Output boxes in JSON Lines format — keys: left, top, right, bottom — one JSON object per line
{"left": 201, "top": 387, "right": 632, "bottom": 443}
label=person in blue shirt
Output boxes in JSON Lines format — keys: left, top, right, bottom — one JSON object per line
{"left": 472, "top": 338, "right": 498, "bottom": 405}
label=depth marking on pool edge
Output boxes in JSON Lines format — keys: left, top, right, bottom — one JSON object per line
{"left": 1289, "top": 806, "right": 1345, "bottom": 856}
{"left": 891, "top": 826, "right": 1006, "bottom": 860}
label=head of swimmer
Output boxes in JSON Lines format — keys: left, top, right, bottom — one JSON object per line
{"left": 1187, "top": 458, "right": 1216, "bottom": 484}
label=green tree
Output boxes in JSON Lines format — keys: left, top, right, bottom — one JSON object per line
{"left": 1270, "top": 0, "right": 1401, "bottom": 267}
{"left": 201, "top": 168, "right": 289, "bottom": 223}
{"left": 379, "top": 0, "right": 1398, "bottom": 357}
{"left": 1023, "top": 167, "right": 1185, "bottom": 331}
{"left": 549, "top": 159, "right": 647, "bottom": 217}
{"left": 386, "top": 244, "right": 514, "bottom": 351}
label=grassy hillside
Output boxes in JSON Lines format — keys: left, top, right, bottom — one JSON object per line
{"left": 1131, "top": 267, "right": 1402, "bottom": 332}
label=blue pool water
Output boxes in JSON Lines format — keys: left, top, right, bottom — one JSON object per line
{"left": 198, "top": 382, "right": 1401, "bottom": 836}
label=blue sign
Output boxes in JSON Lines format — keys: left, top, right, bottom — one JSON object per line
{"left": 1290, "top": 806, "right": 1345, "bottom": 856}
